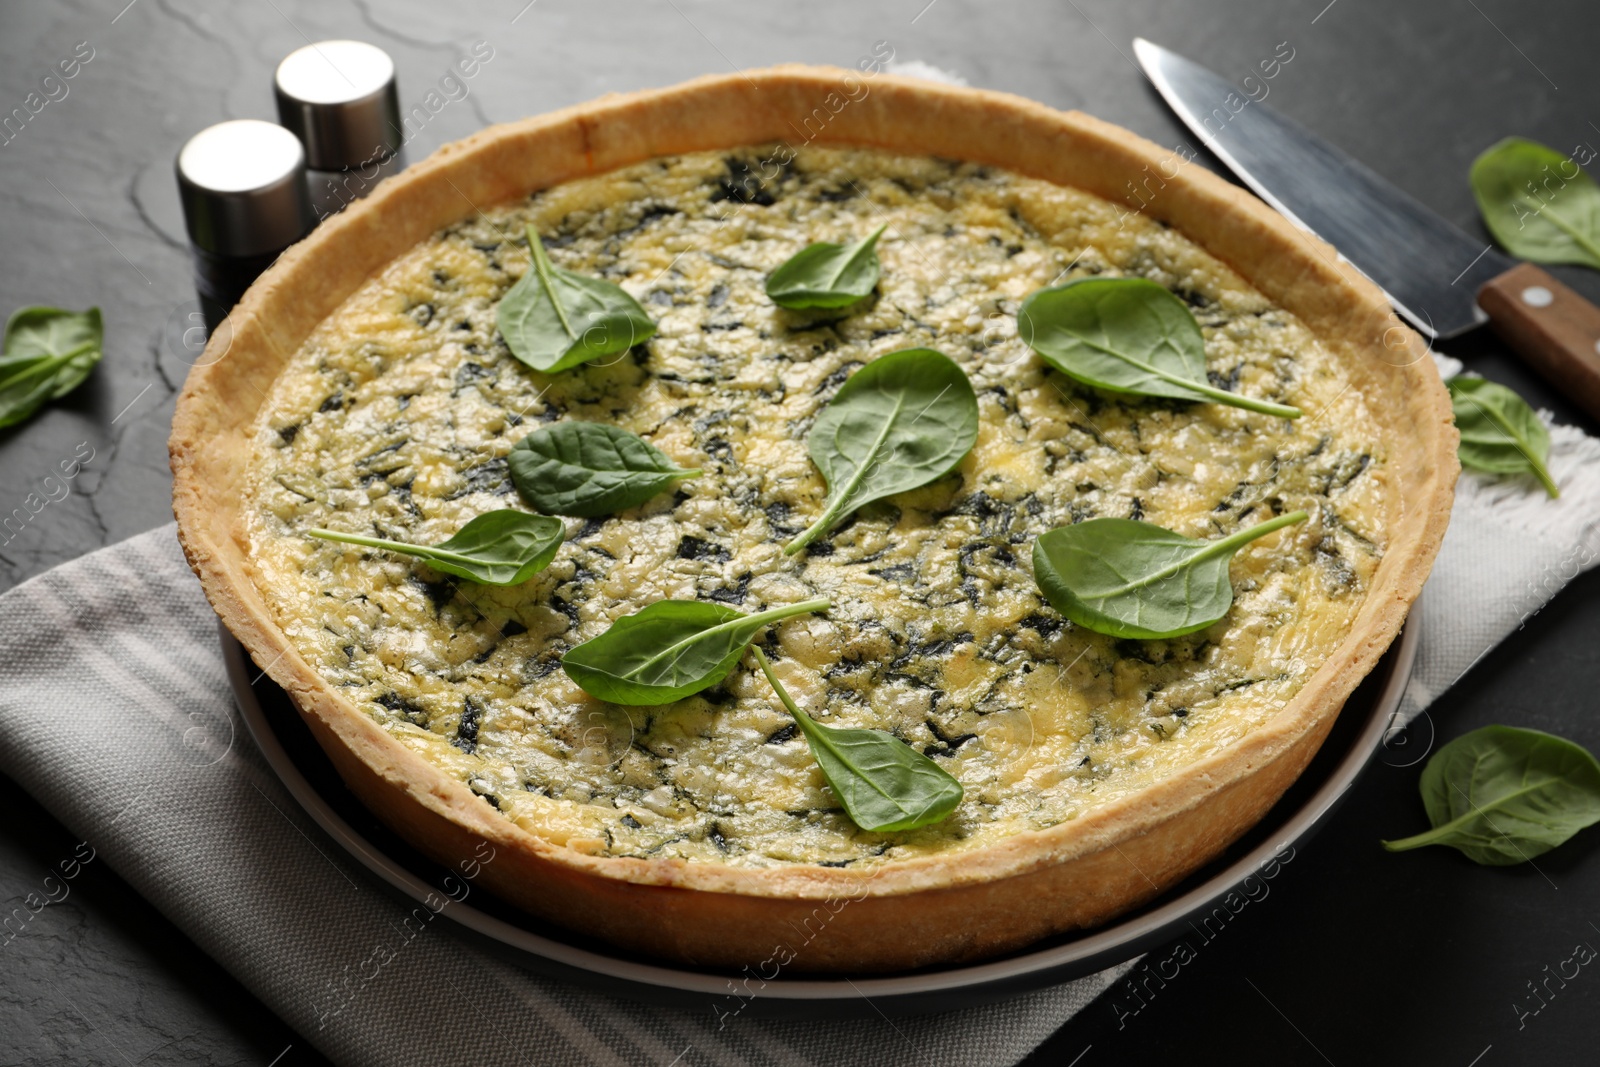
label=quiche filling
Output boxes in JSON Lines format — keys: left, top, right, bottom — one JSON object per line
{"left": 244, "top": 146, "right": 1391, "bottom": 869}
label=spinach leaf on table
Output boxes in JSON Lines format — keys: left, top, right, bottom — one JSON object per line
{"left": 1032, "top": 511, "right": 1309, "bottom": 639}
{"left": 562, "top": 598, "right": 829, "bottom": 705}
{"left": 1470, "top": 138, "right": 1600, "bottom": 270}
{"left": 496, "top": 225, "right": 656, "bottom": 373}
{"left": 307, "top": 510, "right": 564, "bottom": 586}
{"left": 1382, "top": 725, "right": 1600, "bottom": 865}
{"left": 509, "top": 421, "right": 701, "bottom": 517}
{"left": 1449, "top": 375, "right": 1559, "bottom": 497}
{"left": 0, "top": 306, "right": 103, "bottom": 430}
{"left": 1017, "top": 277, "right": 1302, "bottom": 419}
{"left": 786, "top": 347, "right": 978, "bottom": 555}
{"left": 752, "top": 647, "right": 962, "bottom": 833}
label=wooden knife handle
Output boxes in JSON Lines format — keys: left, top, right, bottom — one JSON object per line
{"left": 1478, "top": 262, "right": 1600, "bottom": 422}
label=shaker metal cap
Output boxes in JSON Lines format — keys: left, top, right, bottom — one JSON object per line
{"left": 176, "top": 119, "right": 313, "bottom": 258}
{"left": 275, "top": 40, "right": 401, "bottom": 170}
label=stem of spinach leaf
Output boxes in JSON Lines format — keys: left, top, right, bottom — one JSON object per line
{"left": 752, "top": 646, "right": 899, "bottom": 804}
{"left": 784, "top": 393, "right": 907, "bottom": 556}
{"left": 1456, "top": 388, "right": 1561, "bottom": 497}
{"left": 0, "top": 346, "right": 97, "bottom": 391}
{"left": 628, "top": 598, "right": 831, "bottom": 679}
{"left": 1086, "top": 510, "right": 1309, "bottom": 599}
{"left": 1073, "top": 336, "right": 1303, "bottom": 418}
{"left": 1199, "top": 509, "right": 1309, "bottom": 559}
{"left": 1516, "top": 193, "right": 1600, "bottom": 266}
{"left": 527, "top": 227, "right": 577, "bottom": 340}
{"left": 307, "top": 527, "right": 481, "bottom": 568}
{"left": 1381, "top": 774, "right": 1564, "bottom": 853}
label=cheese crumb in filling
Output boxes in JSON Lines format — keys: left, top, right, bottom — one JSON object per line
{"left": 244, "top": 146, "right": 1390, "bottom": 868}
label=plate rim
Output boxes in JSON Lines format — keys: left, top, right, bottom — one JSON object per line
{"left": 223, "top": 617, "right": 1415, "bottom": 1006}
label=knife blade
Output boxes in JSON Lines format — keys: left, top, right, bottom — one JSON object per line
{"left": 1133, "top": 37, "right": 1600, "bottom": 420}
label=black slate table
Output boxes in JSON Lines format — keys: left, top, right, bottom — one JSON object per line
{"left": 3, "top": 1, "right": 1597, "bottom": 1063}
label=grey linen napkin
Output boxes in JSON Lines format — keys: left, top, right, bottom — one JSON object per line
{"left": 0, "top": 525, "right": 1129, "bottom": 1067}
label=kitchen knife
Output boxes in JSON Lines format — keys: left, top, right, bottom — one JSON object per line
{"left": 1133, "top": 37, "right": 1600, "bottom": 421}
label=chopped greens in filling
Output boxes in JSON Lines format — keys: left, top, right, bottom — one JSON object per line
{"left": 245, "top": 146, "right": 1390, "bottom": 868}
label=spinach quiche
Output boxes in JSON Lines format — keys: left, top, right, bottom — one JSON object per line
{"left": 171, "top": 67, "right": 1456, "bottom": 972}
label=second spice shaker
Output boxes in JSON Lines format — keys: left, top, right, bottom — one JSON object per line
{"left": 274, "top": 39, "right": 405, "bottom": 220}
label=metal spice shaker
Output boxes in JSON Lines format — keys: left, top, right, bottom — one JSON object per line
{"left": 274, "top": 39, "right": 404, "bottom": 221}
{"left": 175, "top": 119, "right": 314, "bottom": 333}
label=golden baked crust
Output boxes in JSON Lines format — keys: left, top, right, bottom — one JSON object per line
{"left": 170, "top": 65, "right": 1456, "bottom": 971}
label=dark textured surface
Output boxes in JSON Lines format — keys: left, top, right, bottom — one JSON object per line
{"left": 1, "top": 0, "right": 1597, "bottom": 1063}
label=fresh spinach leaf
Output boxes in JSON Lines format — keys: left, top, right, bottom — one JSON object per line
{"left": 496, "top": 225, "right": 657, "bottom": 373}
{"left": 1449, "top": 375, "right": 1559, "bottom": 497}
{"left": 1470, "top": 138, "right": 1600, "bottom": 270}
{"left": 307, "top": 510, "right": 564, "bottom": 586}
{"left": 1382, "top": 725, "right": 1600, "bottom": 865}
{"left": 1017, "top": 278, "right": 1302, "bottom": 419}
{"left": 562, "top": 598, "right": 829, "bottom": 705}
{"left": 786, "top": 347, "right": 978, "bottom": 555}
{"left": 1032, "top": 510, "right": 1309, "bottom": 639}
{"left": 752, "top": 647, "right": 962, "bottom": 832}
{"left": 0, "top": 306, "right": 103, "bottom": 430}
{"left": 509, "top": 421, "right": 701, "bottom": 517}
{"left": 765, "top": 225, "right": 887, "bottom": 309}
